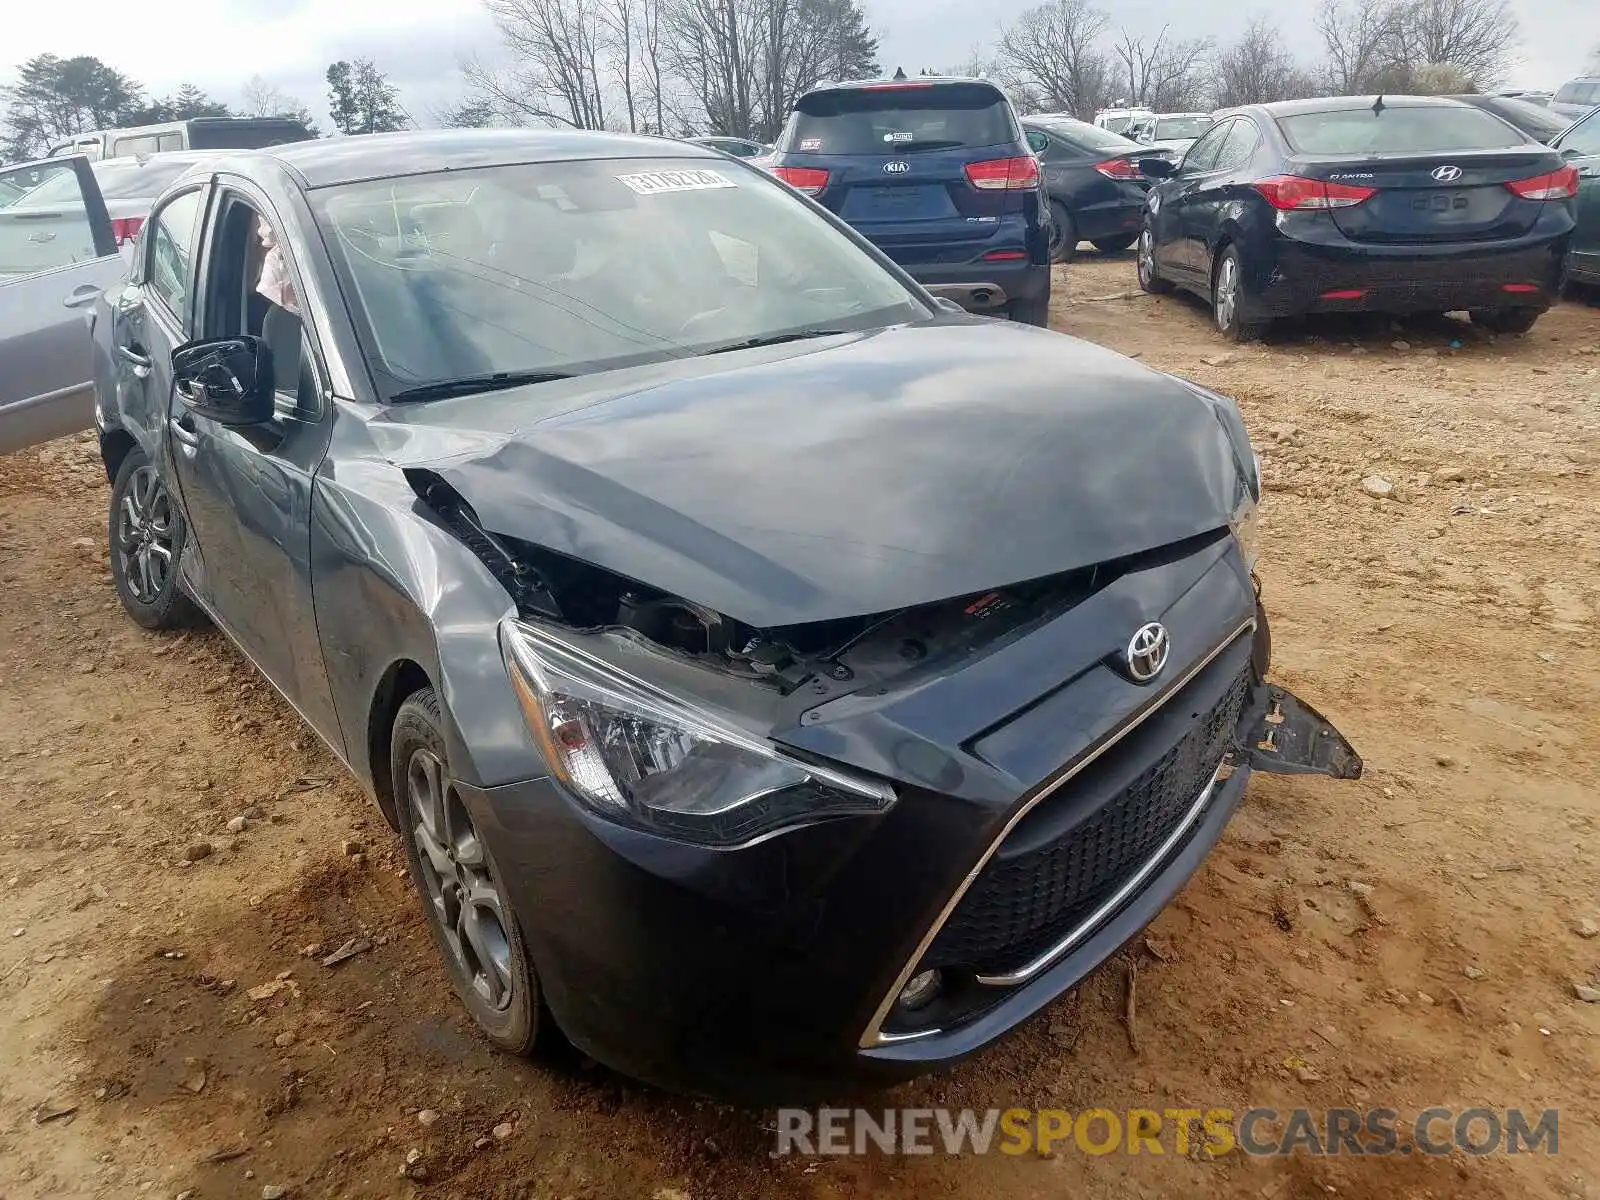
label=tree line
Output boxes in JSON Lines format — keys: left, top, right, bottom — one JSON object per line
{"left": 1, "top": 54, "right": 411, "bottom": 160}
{"left": 987, "top": 0, "right": 1522, "bottom": 121}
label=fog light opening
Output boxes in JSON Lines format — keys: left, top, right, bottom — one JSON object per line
{"left": 897, "top": 968, "right": 943, "bottom": 1011}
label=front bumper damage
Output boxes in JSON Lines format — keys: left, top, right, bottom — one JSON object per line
{"left": 1237, "top": 685, "right": 1363, "bottom": 779}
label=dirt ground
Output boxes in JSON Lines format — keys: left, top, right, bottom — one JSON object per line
{"left": 1, "top": 256, "right": 1598, "bottom": 1200}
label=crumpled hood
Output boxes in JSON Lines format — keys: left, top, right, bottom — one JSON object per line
{"left": 372, "top": 319, "right": 1252, "bottom": 627}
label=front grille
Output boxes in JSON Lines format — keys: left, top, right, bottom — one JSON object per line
{"left": 925, "top": 667, "right": 1251, "bottom": 974}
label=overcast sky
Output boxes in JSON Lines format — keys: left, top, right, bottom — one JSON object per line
{"left": 4, "top": 0, "right": 1596, "bottom": 130}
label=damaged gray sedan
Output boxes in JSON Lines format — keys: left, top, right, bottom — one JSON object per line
{"left": 86, "top": 129, "right": 1360, "bottom": 1101}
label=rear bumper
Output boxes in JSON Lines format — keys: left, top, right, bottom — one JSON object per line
{"left": 908, "top": 260, "right": 1052, "bottom": 312}
{"left": 1249, "top": 230, "right": 1572, "bottom": 318}
{"left": 1072, "top": 193, "right": 1147, "bottom": 242}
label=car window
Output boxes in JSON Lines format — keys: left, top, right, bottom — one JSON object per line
{"left": 1480, "top": 97, "right": 1568, "bottom": 142}
{"left": 1180, "top": 120, "right": 1233, "bottom": 174}
{"left": 312, "top": 157, "right": 928, "bottom": 400}
{"left": 158, "top": 132, "right": 185, "bottom": 152}
{"left": 1277, "top": 105, "right": 1526, "bottom": 154}
{"left": 1214, "top": 119, "right": 1259, "bottom": 172}
{"left": 1154, "top": 116, "right": 1212, "bottom": 141}
{"left": 1034, "top": 118, "right": 1138, "bottom": 154}
{"left": 0, "top": 160, "right": 101, "bottom": 277}
{"left": 113, "top": 134, "right": 163, "bottom": 157}
{"left": 144, "top": 189, "right": 204, "bottom": 318}
{"left": 786, "top": 83, "right": 1018, "bottom": 154}
{"left": 1559, "top": 110, "right": 1600, "bottom": 157}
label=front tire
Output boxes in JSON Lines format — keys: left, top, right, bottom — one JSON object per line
{"left": 1137, "top": 224, "right": 1173, "bottom": 295}
{"left": 1469, "top": 307, "right": 1542, "bottom": 335}
{"left": 1212, "top": 245, "right": 1267, "bottom": 343}
{"left": 1008, "top": 291, "right": 1051, "bottom": 327}
{"left": 109, "top": 447, "right": 198, "bottom": 630}
{"left": 393, "top": 687, "right": 541, "bottom": 1056}
{"left": 1048, "top": 202, "right": 1078, "bottom": 263}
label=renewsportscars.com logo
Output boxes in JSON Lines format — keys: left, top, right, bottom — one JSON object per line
{"left": 772, "top": 1107, "right": 1560, "bottom": 1158}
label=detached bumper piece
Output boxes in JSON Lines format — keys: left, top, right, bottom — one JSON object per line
{"left": 1235, "top": 685, "right": 1362, "bottom": 780}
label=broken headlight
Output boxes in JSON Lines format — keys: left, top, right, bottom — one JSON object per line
{"left": 500, "top": 618, "right": 895, "bottom": 846}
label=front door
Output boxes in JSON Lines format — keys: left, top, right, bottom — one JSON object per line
{"left": 166, "top": 185, "right": 342, "bottom": 748}
{"left": 0, "top": 155, "right": 124, "bottom": 454}
{"left": 1555, "top": 110, "right": 1600, "bottom": 280}
{"left": 1153, "top": 121, "right": 1232, "bottom": 279}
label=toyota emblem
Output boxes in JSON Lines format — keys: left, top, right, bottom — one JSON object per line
{"left": 1125, "top": 622, "right": 1171, "bottom": 683}
{"left": 882, "top": 160, "right": 910, "bottom": 174}
{"left": 1431, "top": 164, "right": 1462, "bottom": 182}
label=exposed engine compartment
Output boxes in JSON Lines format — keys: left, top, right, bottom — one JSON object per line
{"left": 409, "top": 469, "right": 1128, "bottom": 696}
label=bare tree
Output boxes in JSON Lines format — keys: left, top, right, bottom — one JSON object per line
{"left": 994, "top": 0, "right": 1111, "bottom": 118}
{"left": 597, "top": 0, "right": 640, "bottom": 130}
{"left": 1391, "top": 0, "right": 1518, "bottom": 88}
{"left": 1113, "top": 26, "right": 1212, "bottom": 111}
{"left": 1211, "top": 17, "right": 1320, "bottom": 108}
{"left": 467, "top": 0, "right": 609, "bottom": 128}
{"left": 1315, "top": 0, "right": 1404, "bottom": 92}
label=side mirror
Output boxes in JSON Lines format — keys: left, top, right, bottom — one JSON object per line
{"left": 172, "top": 336, "right": 275, "bottom": 426}
{"left": 1139, "top": 157, "right": 1176, "bottom": 179}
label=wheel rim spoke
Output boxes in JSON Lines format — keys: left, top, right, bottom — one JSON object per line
{"left": 407, "top": 750, "right": 454, "bottom": 878}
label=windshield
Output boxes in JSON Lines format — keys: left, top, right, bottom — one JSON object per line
{"left": 1153, "top": 116, "right": 1210, "bottom": 141}
{"left": 786, "top": 83, "right": 1017, "bottom": 154}
{"left": 1277, "top": 105, "right": 1528, "bottom": 154}
{"left": 314, "top": 157, "right": 927, "bottom": 399}
{"left": 1033, "top": 118, "right": 1140, "bottom": 153}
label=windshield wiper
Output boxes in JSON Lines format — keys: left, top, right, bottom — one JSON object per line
{"left": 699, "top": 330, "right": 847, "bottom": 357}
{"left": 389, "top": 370, "right": 573, "bottom": 403}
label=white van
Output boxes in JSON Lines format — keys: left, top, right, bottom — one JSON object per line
{"left": 46, "top": 116, "right": 314, "bottom": 161}
{"left": 1093, "top": 107, "right": 1155, "bottom": 135}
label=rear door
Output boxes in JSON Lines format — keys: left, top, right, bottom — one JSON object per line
{"left": 0, "top": 155, "right": 123, "bottom": 455}
{"left": 1552, "top": 109, "right": 1600, "bottom": 279}
{"left": 1274, "top": 104, "right": 1564, "bottom": 245}
{"left": 777, "top": 82, "right": 1030, "bottom": 265}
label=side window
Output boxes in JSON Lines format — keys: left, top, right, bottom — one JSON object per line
{"left": 1180, "top": 120, "right": 1232, "bottom": 175}
{"left": 1559, "top": 110, "right": 1600, "bottom": 158}
{"left": 1214, "top": 120, "right": 1259, "bottom": 173}
{"left": 113, "top": 134, "right": 161, "bottom": 157}
{"left": 158, "top": 133, "right": 185, "bottom": 152}
{"left": 144, "top": 189, "right": 205, "bottom": 318}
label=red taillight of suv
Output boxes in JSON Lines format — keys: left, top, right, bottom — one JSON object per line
{"left": 1504, "top": 164, "right": 1579, "bottom": 201}
{"left": 111, "top": 215, "right": 145, "bottom": 245}
{"left": 1094, "top": 158, "right": 1143, "bottom": 181}
{"left": 772, "top": 167, "right": 830, "bottom": 196}
{"left": 1253, "top": 175, "right": 1377, "bottom": 211}
{"left": 964, "top": 156, "right": 1041, "bottom": 190}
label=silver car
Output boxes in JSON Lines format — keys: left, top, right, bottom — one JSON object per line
{"left": 0, "top": 156, "right": 127, "bottom": 455}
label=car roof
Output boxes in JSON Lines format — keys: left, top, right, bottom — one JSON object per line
{"left": 237, "top": 128, "right": 717, "bottom": 189}
{"left": 801, "top": 74, "right": 1001, "bottom": 96}
{"left": 94, "top": 150, "right": 228, "bottom": 168}
{"left": 1249, "top": 94, "right": 1474, "bottom": 118}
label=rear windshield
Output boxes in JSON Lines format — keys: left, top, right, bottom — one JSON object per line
{"left": 1482, "top": 97, "right": 1569, "bottom": 142}
{"left": 187, "top": 120, "right": 312, "bottom": 150}
{"left": 1153, "top": 116, "right": 1211, "bottom": 141}
{"left": 92, "top": 158, "right": 202, "bottom": 199}
{"left": 1276, "top": 105, "right": 1528, "bottom": 154}
{"left": 787, "top": 83, "right": 1017, "bottom": 155}
{"left": 1032, "top": 118, "right": 1140, "bottom": 153}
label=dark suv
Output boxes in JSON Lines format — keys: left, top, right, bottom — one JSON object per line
{"left": 769, "top": 76, "right": 1052, "bottom": 325}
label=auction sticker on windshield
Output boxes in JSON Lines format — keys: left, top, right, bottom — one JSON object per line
{"left": 616, "top": 169, "right": 736, "bottom": 195}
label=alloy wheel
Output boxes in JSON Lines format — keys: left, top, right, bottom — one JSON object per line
{"left": 1138, "top": 230, "right": 1155, "bottom": 287}
{"left": 1215, "top": 255, "right": 1239, "bottom": 331}
{"left": 407, "top": 747, "right": 516, "bottom": 1012}
{"left": 116, "top": 466, "right": 175, "bottom": 604}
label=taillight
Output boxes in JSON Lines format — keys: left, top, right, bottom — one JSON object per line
{"left": 111, "top": 215, "right": 145, "bottom": 245}
{"left": 1094, "top": 158, "right": 1143, "bottom": 181}
{"left": 772, "top": 166, "right": 830, "bottom": 196}
{"left": 1505, "top": 164, "right": 1579, "bottom": 201}
{"left": 1253, "top": 175, "right": 1376, "bottom": 211}
{"left": 964, "top": 156, "right": 1041, "bottom": 190}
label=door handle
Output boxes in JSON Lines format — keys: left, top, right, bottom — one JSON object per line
{"left": 118, "top": 343, "right": 152, "bottom": 379}
{"left": 170, "top": 413, "right": 200, "bottom": 455}
{"left": 63, "top": 284, "right": 100, "bottom": 309}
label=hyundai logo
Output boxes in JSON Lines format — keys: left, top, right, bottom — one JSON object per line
{"left": 1431, "top": 164, "right": 1463, "bottom": 182}
{"left": 882, "top": 160, "right": 911, "bottom": 174}
{"left": 1125, "top": 622, "right": 1171, "bottom": 683}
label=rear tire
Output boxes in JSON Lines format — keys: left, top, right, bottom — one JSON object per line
{"left": 1469, "top": 307, "right": 1541, "bottom": 335}
{"left": 1212, "top": 245, "right": 1267, "bottom": 343}
{"left": 1092, "top": 234, "right": 1136, "bottom": 253}
{"left": 1137, "top": 224, "right": 1173, "bottom": 295}
{"left": 108, "top": 447, "right": 198, "bottom": 631}
{"left": 1048, "top": 202, "right": 1078, "bottom": 263}
{"left": 393, "top": 687, "right": 541, "bottom": 1057}
{"left": 1008, "top": 292, "right": 1051, "bottom": 327}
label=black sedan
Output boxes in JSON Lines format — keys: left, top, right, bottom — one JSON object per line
{"left": 1022, "top": 115, "right": 1170, "bottom": 261}
{"left": 79, "top": 129, "right": 1358, "bottom": 1101}
{"left": 1447, "top": 93, "right": 1574, "bottom": 145}
{"left": 1137, "top": 96, "right": 1579, "bottom": 340}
